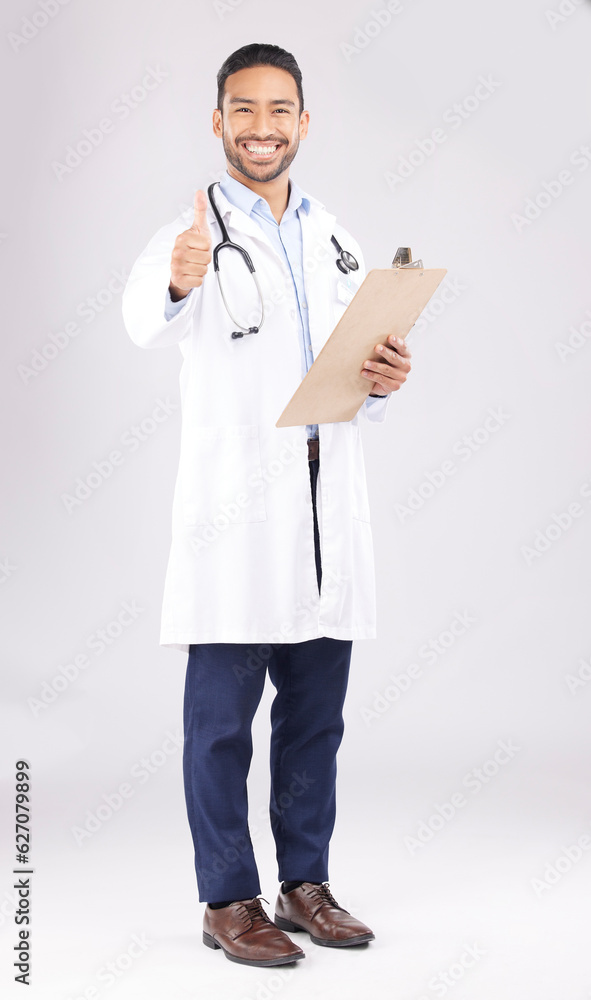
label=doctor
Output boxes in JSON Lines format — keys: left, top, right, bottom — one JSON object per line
{"left": 122, "top": 42, "right": 412, "bottom": 968}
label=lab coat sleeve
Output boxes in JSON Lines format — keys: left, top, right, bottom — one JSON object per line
{"left": 363, "top": 392, "right": 391, "bottom": 423}
{"left": 164, "top": 287, "right": 193, "bottom": 321}
{"left": 122, "top": 218, "right": 200, "bottom": 349}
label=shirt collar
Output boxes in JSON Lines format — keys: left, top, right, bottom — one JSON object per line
{"left": 218, "top": 168, "right": 311, "bottom": 220}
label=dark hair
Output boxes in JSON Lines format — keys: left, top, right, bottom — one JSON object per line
{"left": 216, "top": 43, "right": 304, "bottom": 116}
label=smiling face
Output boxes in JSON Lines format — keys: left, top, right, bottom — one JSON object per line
{"left": 213, "top": 64, "right": 309, "bottom": 184}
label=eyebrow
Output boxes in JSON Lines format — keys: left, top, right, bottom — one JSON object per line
{"left": 228, "top": 97, "right": 296, "bottom": 107}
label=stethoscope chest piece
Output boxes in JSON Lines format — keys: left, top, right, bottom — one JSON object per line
{"left": 331, "top": 235, "right": 359, "bottom": 274}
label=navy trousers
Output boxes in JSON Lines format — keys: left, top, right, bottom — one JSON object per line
{"left": 182, "top": 454, "right": 353, "bottom": 903}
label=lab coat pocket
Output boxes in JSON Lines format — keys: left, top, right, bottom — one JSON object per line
{"left": 336, "top": 279, "right": 356, "bottom": 306}
{"left": 330, "top": 273, "right": 363, "bottom": 331}
{"left": 181, "top": 424, "right": 266, "bottom": 526}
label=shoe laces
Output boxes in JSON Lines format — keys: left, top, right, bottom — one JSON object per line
{"left": 236, "top": 895, "right": 272, "bottom": 929}
{"left": 304, "top": 881, "right": 348, "bottom": 914}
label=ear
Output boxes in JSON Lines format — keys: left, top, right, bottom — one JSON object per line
{"left": 212, "top": 108, "right": 223, "bottom": 138}
{"left": 299, "top": 109, "right": 310, "bottom": 140}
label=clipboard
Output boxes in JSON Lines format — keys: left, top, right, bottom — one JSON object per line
{"left": 276, "top": 255, "right": 447, "bottom": 426}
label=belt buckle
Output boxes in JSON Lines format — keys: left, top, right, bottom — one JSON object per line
{"left": 307, "top": 438, "right": 319, "bottom": 461}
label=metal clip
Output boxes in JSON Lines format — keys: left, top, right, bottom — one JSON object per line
{"left": 392, "top": 247, "right": 424, "bottom": 269}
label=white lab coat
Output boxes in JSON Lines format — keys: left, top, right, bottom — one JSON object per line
{"left": 122, "top": 182, "right": 390, "bottom": 653}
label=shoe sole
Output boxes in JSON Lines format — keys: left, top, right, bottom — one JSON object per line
{"left": 274, "top": 915, "right": 375, "bottom": 948}
{"left": 203, "top": 931, "right": 305, "bottom": 967}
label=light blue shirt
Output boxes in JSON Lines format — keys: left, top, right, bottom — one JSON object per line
{"left": 165, "top": 169, "right": 382, "bottom": 436}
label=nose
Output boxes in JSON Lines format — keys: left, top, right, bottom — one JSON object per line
{"left": 248, "top": 108, "right": 280, "bottom": 138}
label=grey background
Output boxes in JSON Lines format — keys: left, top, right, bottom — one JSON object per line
{"left": 2, "top": 0, "right": 591, "bottom": 997}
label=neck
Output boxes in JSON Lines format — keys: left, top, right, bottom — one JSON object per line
{"left": 226, "top": 164, "right": 290, "bottom": 224}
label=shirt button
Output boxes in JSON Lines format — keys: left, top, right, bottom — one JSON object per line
{"left": 302, "top": 302, "right": 308, "bottom": 309}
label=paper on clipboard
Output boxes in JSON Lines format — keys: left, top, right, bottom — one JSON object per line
{"left": 275, "top": 265, "right": 447, "bottom": 427}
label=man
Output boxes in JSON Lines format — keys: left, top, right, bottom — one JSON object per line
{"left": 122, "top": 42, "right": 411, "bottom": 968}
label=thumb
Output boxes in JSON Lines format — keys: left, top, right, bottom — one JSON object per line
{"left": 191, "top": 189, "right": 210, "bottom": 234}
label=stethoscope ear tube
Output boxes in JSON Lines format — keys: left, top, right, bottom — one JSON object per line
{"left": 215, "top": 264, "right": 265, "bottom": 336}
{"left": 209, "top": 182, "right": 265, "bottom": 335}
{"left": 208, "top": 182, "right": 359, "bottom": 339}
{"left": 209, "top": 182, "right": 255, "bottom": 270}
{"left": 207, "top": 182, "right": 228, "bottom": 242}
{"left": 213, "top": 241, "right": 256, "bottom": 273}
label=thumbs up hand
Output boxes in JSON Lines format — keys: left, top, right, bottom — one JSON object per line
{"left": 169, "top": 190, "right": 212, "bottom": 300}
{"left": 190, "top": 189, "right": 210, "bottom": 236}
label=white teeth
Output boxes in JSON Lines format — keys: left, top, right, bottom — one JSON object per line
{"left": 244, "top": 144, "right": 278, "bottom": 155}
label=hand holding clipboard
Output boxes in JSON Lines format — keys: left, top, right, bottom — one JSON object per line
{"left": 276, "top": 249, "right": 447, "bottom": 426}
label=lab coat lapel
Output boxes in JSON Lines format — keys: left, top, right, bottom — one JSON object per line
{"left": 209, "top": 182, "right": 336, "bottom": 264}
{"left": 300, "top": 198, "right": 338, "bottom": 355}
{"left": 209, "top": 184, "right": 278, "bottom": 253}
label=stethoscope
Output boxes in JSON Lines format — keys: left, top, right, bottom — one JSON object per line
{"left": 207, "top": 182, "right": 359, "bottom": 339}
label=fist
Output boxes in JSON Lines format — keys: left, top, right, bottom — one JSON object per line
{"left": 169, "top": 189, "right": 212, "bottom": 298}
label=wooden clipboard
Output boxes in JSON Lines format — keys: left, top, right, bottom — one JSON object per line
{"left": 276, "top": 265, "right": 447, "bottom": 426}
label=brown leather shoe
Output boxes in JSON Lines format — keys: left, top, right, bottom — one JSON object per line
{"left": 274, "top": 882, "right": 375, "bottom": 947}
{"left": 203, "top": 896, "right": 305, "bottom": 967}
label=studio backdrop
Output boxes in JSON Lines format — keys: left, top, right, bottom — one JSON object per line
{"left": 2, "top": 1, "right": 590, "bottom": 998}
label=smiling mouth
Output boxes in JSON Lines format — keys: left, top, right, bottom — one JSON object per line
{"left": 241, "top": 141, "right": 283, "bottom": 159}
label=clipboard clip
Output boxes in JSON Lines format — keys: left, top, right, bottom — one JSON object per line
{"left": 392, "top": 247, "right": 424, "bottom": 269}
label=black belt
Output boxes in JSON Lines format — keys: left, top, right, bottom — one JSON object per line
{"left": 307, "top": 437, "right": 319, "bottom": 461}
